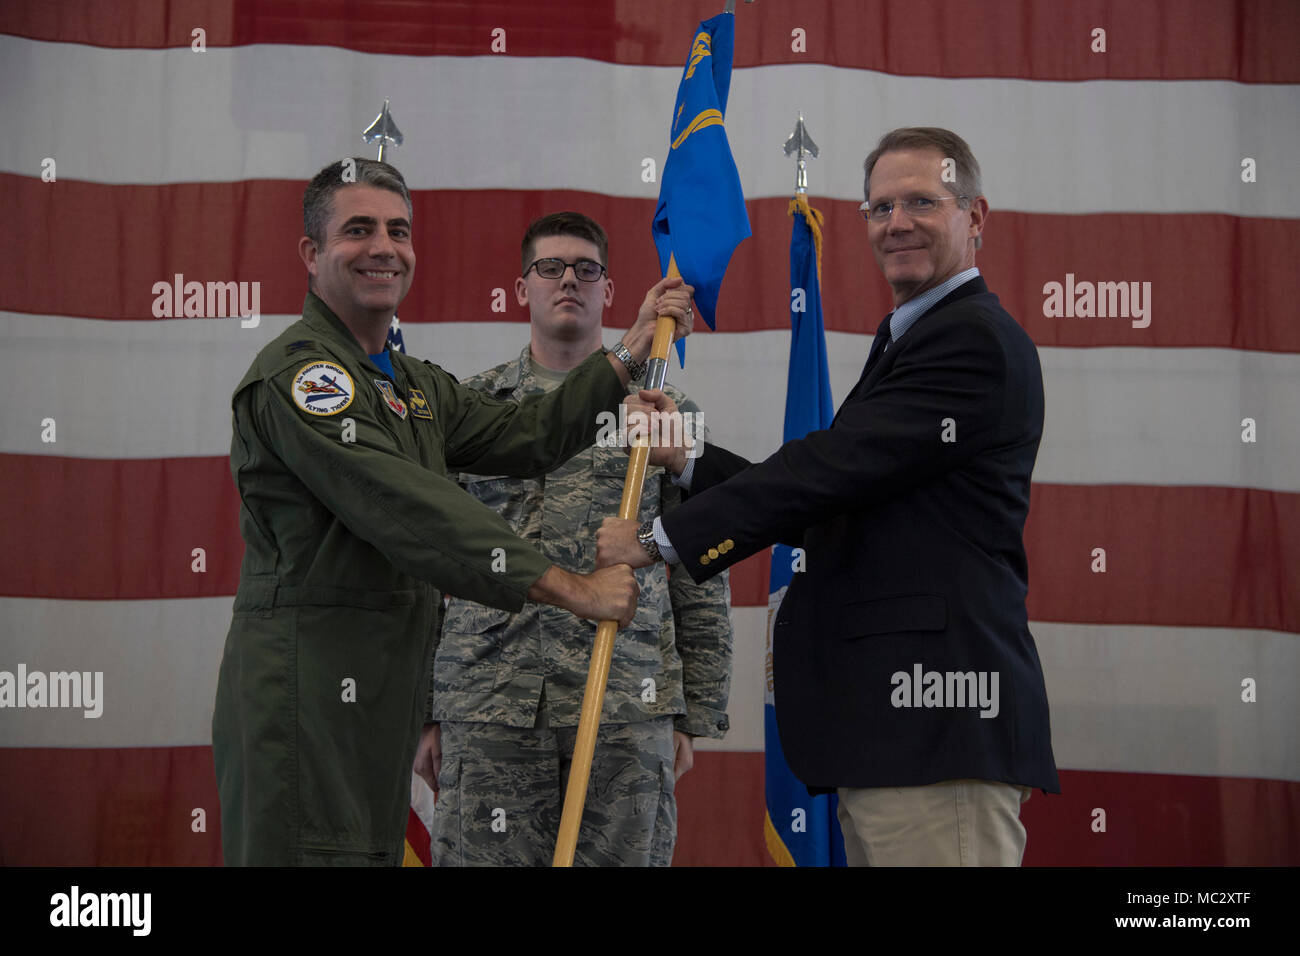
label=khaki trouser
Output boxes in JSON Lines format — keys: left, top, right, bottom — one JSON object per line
{"left": 836, "top": 779, "right": 1033, "bottom": 866}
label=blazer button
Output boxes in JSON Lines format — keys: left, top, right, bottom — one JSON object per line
{"left": 708, "top": 548, "right": 719, "bottom": 559}
{"left": 722, "top": 538, "right": 735, "bottom": 550}
{"left": 700, "top": 555, "right": 711, "bottom": 566}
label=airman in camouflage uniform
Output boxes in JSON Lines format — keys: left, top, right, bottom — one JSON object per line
{"left": 415, "top": 214, "right": 732, "bottom": 866}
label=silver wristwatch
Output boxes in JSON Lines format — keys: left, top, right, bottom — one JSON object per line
{"left": 636, "top": 520, "right": 663, "bottom": 563}
{"left": 610, "top": 340, "right": 646, "bottom": 381}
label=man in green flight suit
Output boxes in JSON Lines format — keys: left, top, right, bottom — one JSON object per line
{"left": 211, "top": 159, "right": 694, "bottom": 866}
{"left": 414, "top": 212, "right": 733, "bottom": 866}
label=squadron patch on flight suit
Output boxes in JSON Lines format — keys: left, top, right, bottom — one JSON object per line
{"left": 407, "top": 388, "right": 434, "bottom": 421}
{"left": 291, "top": 361, "right": 354, "bottom": 416}
{"left": 374, "top": 379, "right": 408, "bottom": 419}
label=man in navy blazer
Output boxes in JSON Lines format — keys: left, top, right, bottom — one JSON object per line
{"left": 597, "top": 128, "right": 1058, "bottom": 866}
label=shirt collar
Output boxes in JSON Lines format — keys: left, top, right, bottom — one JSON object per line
{"left": 302, "top": 292, "right": 406, "bottom": 382}
{"left": 488, "top": 345, "right": 532, "bottom": 393}
{"left": 889, "top": 267, "right": 980, "bottom": 343}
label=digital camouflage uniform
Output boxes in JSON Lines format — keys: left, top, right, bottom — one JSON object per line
{"left": 430, "top": 346, "right": 733, "bottom": 866}
{"left": 212, "top": 294, "right": 627, "bottom": 866}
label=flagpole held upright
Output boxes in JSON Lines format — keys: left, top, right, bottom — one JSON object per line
{"left": 553, "top": 257, "right": 681, "bottom": 868}
{"left": 553, "top": 6, "right": 750, "bottom": 867}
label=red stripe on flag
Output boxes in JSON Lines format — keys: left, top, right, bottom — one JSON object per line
{"left": 0, "top": 746, "right": 223, "bottom": 866}
{"left": 0, "top": 455, "right": 244, "bottom": 601}
{"left": 405, "top": 806, "right": 432, "bottom": 866}
{"left": 672, "top": 752, "right": 1300, "bottom": 866}
{"left": 1024, "top": 483, "right": 1300, "bottom": 630}
{"left": 1, "top": 746, "right": 1293, "bottom": 865}
{"left": 696, "top": 484, "right": 1300, "bottom": 632}
{"left": 3, "top": 454, "right": 1298, "bottom": 633}
{"left": 3, "top": 176, "right": 1298, "bottom": 352}
{"left": 2, "top": 0, "right": 1295, "bottom": 82}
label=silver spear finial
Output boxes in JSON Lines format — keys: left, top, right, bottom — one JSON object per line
{"left": 362, "top": 99, "right": 404, "bottom": 163}
{"left": 783, "top": 113, "right": 819, "bottom": 194}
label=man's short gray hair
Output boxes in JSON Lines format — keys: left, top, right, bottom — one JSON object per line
{"left": 303, "top": 158, "right": 413, "bottom": 248}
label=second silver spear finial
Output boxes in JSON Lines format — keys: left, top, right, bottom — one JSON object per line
{"left": 783, "top": 113, "right": 819, "bottom": 195}
{"left": 362, "top": 99, "right": 404, "bottom": 163}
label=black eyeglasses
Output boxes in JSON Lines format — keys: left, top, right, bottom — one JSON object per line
{"left": 860, "top": 195, "right": 968, "bottom": 222}
{"left": 524, "top": 258, "right": 607, "bottom": 282}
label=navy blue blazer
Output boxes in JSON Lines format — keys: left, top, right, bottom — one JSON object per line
{"left": 662, "top": 276, "right": 1059, "bottom": 792}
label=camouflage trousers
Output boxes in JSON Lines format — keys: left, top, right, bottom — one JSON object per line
{"left": 430, "top": 714, "right": 676, "bottom": 867}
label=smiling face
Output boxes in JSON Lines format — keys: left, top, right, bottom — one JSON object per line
{"left": 298, "top": 184, "right": 414, "bottom": 325}
{"left": 515, "top": 234, "right": 614, "bottom": 347}
{"left": 866, "top": 148, "right": 986, "bottom": 306}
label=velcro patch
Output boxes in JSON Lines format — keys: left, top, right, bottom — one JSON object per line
{"left": 374, "top": 379, "right": 408, "bottom": 420}
{"left": 291, "top": 361, "right": 354, "bottom": 416}
{"left": 408, "top": 388, "right": 434, "bottom": 421}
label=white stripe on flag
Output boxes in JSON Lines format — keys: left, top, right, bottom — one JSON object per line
{"left": 0, "top": 37, "right": 1295, "bottom": 217}
{"left": 4, "top": 314, "right": 1297, "bottom": 495}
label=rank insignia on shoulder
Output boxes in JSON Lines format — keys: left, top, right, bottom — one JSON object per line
{"left": 285, "top": 340, "right": 316, "bottom": 355}
{"left": 291, "top": 361, "right": 354, "bottom": 416}
{"left": 408, "top": 388, "right": 434, "bottom": 421}
{"left": 374, "top": 379, "right": 408, "bottom": 419}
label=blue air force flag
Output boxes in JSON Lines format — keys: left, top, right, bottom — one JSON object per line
{"left": 765, "top": 193, "right": 846, "bottom": 867}
{"left": 651, "top": 12, "right": 751, "bottom": 351}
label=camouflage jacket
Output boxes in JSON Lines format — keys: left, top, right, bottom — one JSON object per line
{"left": 433, "top": 346, "right": 732, "bottom": 737}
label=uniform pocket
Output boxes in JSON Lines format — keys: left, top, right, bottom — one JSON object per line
{"left": 839, "top": 593, "right": 947, "bottom": 639}
{"left": 440, "top": 598, "right": 511, "bottom": 638}
{"left": 298, "top": 586, "right": 416, "bottom": 610}
{"left": 589, "top": 446, "right": 659, "bottom": 524}
{"left": 648, "top": 757, "right": 678, "bottom": 867}
{"left": 461, "top": 473, "right": 534, "bottom": 535}
{"left": 436, "top": 599, "right": 509, "bottom": 697}
{"left": 430, "top": 756, "right": 462, "bottom": 867}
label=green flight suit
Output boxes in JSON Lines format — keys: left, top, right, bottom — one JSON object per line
{"left": 212, "top": 293, "right": 625, "bottom": 865}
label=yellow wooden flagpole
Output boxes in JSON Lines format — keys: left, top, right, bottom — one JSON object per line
{"left": 552, "top": 257, "right": 682, "bottom": 867}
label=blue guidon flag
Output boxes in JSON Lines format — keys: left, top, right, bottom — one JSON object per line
{"left": 652, "top": 11, "right": 751, "bottom": 361}
{"left": 764, "top": 193, "right": 846, "bottom": 867}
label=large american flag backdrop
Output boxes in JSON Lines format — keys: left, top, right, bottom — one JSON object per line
{"left": 0, "top": 0, "right": 1296, "bottom": 866}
